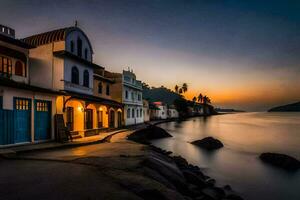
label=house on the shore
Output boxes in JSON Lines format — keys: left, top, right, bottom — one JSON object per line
{"left": 150, "top": 102, "right": 168, "bottom": 120}
{"left": 0, "top": 24, "right": 60, "bottom": 145}
{"left": 21, "top": 25, "right": 123, "bottom": 139}
{"left": 167, "top": 105, "right": 179, "bottom": 118}
{"left": 108, "top": 69, "right": 143, "bottom": 125}
{"left": 143, "top": 99, "right": 150, "bottom": 122}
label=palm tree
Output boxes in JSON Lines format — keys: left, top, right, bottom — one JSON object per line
{"left": 178, "top": 88, "right": 183, "bottom": 94}
{"left": 175, "top": 85, "right": 179, "bottom": 93}
{"left": 197, "top": 93, "right": 203, "bottom": 103}
{"left": 203, "top": 96, "right": 207, "bottom": 104}
{"left": 206, "top": 97, "right": 211, "bottom": 104}
{"left": 192, "top": 96, "right": 197, "bottom": 103}
{"left": 182, "top": 83, "right": 188, "bottom": 93}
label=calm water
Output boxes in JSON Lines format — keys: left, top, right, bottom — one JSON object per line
{"left": 151, "top": 112, "right": 300, "bottom": 200}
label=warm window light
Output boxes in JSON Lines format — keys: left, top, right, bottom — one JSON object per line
{"left": 99, "top": 107, "right": 103, "bottom": 111}
{"left": 78, "top": 106, "right": 83, "bottom": 112}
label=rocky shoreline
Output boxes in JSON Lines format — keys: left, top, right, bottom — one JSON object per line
{"left": 127, "top": 126, "right": 244, "bottom": 200}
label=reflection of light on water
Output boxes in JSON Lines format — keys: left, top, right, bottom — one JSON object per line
{"left": 153, "top": 112, "right": 300, "bottom": 200}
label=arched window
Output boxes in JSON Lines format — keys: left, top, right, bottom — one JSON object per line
{"left": 71, "top": 66, "right": 79, "bottom": 84}
{"left": 70, "top": 41, "right": 74, "bottom": 53}
{"left": 15, "top": 61, "right": 23, "bottom": 76}
{"left": 127, "top": 108, "right": 130, "bottom": 118}
{"left": 83, "top": 70, "right": 89, "bottom": 87}
{"left": 140, "top": 109, "right": 143, "bottom": 117}
{"left": 136, "top": 109, "right": 139, "bottom": 117}
{"left": 84, "top": 48, "right": 88, "bottom": 60}
{"left": 106, "top": 84, "right": 110, "bottom": 96}
{"left": 98, "top": 82, "right": 102, "bottom": 94}
{"left": 132, "top": 109, "right": 135, "bottom": 118}
{"left": 125, "top": 90, "right": 128, "bottom": 99}
{"left": 77, "top": 37, "right": 82, "bottom": 57}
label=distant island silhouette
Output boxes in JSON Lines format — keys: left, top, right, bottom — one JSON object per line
{"left": 268, "top": 101, "right": 300, "bottom": 112}
{"left": 215, "top": 108, "right": 245, "bottom": 113}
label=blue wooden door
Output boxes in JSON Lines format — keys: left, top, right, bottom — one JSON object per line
{"left": 14, "top": 98, "right": 31, "bottom": 143}
{"left": 34, "top": 100, "right": 51, "bottom": 140}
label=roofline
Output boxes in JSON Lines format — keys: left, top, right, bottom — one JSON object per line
{"left": 93, "top": 74, "right": 115, "bottom": 83}
{"left": 0, "top": 34, "right": 35, "bottom": 49}
{"left": 21, "top": 26, "right": 93, "bottom": 53}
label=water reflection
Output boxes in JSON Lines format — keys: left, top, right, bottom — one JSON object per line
{"left": 151, "top": 112, "right": 300, "bottom": 200}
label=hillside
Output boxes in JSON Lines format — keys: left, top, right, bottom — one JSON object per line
{"left": 143, "top": 87, "right": 182, "bottom": 104}
{"left": 268, "top": 102, "right": 300, "bottom": 112}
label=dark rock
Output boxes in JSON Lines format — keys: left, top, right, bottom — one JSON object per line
{"left": 202, "top": 187, "right": 225, "bottom": 200}
{"left": 142, "top": 154, "right": 189, "bottom": 195}
{"left": 259, "top": 153, "right": 300, "bottom": 171}
{"left": 136, "top": 188, "right": 191, "bottom": 200}
{"left": 191, "top": 137, "right": 224, "bottom": 150}
{"left": 143, "top": 167, "right": 176, "bottom": 190}
{"left": 187, "top": 184, "right": 203, "bottom": 197}
{"left": 204, "top": 175, "right": 210, "bottom": 180}
{"left": 173, "top": 156, "right": 189, "bottom": 170}
{"left": 138, "top": 189, "right": 169, "bottom": 200}
{"left": 225, "top": 194, "right": 244, "bottom": 200}
{"left": 182, "top": 170, "right": 207, "bottom": 188}
{"left": 223, "top": 185, "right": 232, "bottom": 191}
{"left": 128, "top": 125, "right": 172, "bottom": 144}
{"left": 195, "top": 196, "right": 210, "bottom": 200}
{"left": 205, "top": 178, "right": 216, "bottom": 187}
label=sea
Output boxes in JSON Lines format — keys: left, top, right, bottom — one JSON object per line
{"left": 151, "top": 112, "right": 300, "bottom": 200}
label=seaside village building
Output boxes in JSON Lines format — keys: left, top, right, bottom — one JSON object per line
{"left": 22, "top": 26, "right": 124, "bottom": 138}
{"left": 150, "top": 102, "right": 168, "bottom": 120}
{"left": 167, "top": 104, "right": 179, "bottom": 118}
{"left": 107, "top": 70, "right": 144, "bottom": 126}
{"left": 149, "top": 101, "right": 179, "bottom": 120}
{"left": 0, "top": 24, "right": 124, "bottom": 146}
{"left": 0, "top": 25, "right": 59, "bottom": 145}
{"left": 143, "top": 99, "right": 150, "bottom": 122}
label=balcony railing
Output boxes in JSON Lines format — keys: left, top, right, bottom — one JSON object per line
{"left": 62, "top": 80, "right": 93, "bottom": 92}
{"left": 123, "top": 76, "right": 142, "bottom": 89}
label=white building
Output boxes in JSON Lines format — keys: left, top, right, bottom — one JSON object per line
{"left": 22, "top": 26, "right": 123, "bottom": 138}
{"left": 167, "top": 105, "right": 179, "bottom": 118}
{"left": 108, "top": 70, "right": 143, "bottom": 126}
{"left": 151, "top": 102, "right": 168, "bottom": 120}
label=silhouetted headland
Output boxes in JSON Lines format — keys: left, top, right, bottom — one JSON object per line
{"left": 268, "top": 101, "right": 300, "bottom": 112}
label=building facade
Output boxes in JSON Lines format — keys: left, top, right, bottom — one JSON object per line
{"left": 167, "top": 105, "right": 179, "bottom": 118}
{"left": 22, "top": 26, "right": 123, "bottom": 138}
{"left": 150, "top": 102, "right": 168, "bottom": 120}
{"left": 109, "top": 70, "right": 143, "bottom": 126}
{"left": 143, "top": 99, "right": 150, "bottom": 122}
{"left": 0, "top": 24, "right": 59, "bottom": 145}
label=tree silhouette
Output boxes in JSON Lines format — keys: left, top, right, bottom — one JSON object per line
{"left": 197, "top": 93, "right": 203, "bottom": 103}
{"left": 192, "top": 96, "right": 197, "bottom": 103}
{"left": 182, "top": 83, "right": 188, "bottom": 93}
{"left": 178, "top": 88, "right": 183, "bottom": 94}
{"left": 175, "top": 85, "right": 179, "bottom": 93}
